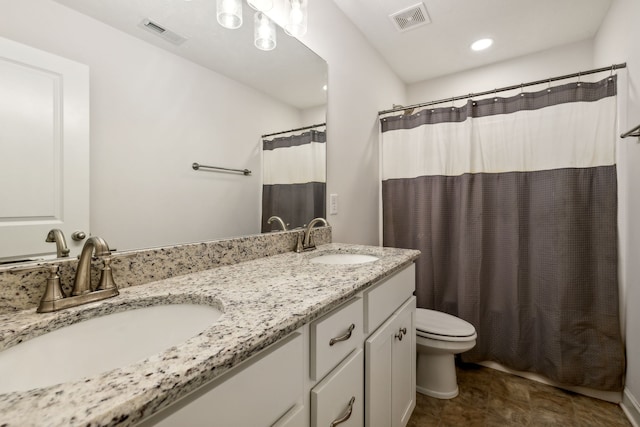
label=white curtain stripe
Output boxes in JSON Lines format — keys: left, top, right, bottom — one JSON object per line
{"left": 382, "top": 96, "right": 616, "bottom": 180}
{"left": 263, "top": 141, "right": 326, "bottom": 185}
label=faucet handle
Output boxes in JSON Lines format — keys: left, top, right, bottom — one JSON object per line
{"left": 37, "top": 265, "right": 66, "bottom": 313}
{"left": 295, "top": 232, "right": 304, "bottom": 253}
{"left": 96, "top": 256, "right": 118, "bottom": 292}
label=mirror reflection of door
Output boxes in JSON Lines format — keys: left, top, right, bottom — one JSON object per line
{"left": 0, "top": 37, "right": 89, "bottom": 262}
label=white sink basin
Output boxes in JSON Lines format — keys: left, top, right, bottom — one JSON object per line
{"left": 310, "top": 253, "right": 379, "bottom": 265}
{"left": 0, "top": 303, "right": 222, "bottom": 394}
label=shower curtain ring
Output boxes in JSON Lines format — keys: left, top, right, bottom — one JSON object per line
{"left": 609, "top": 65, "right": 615, "bottom": 81}
{"left": 547, "top": 79, "right": 552, "bottom": 93}
{"left": 577, "top": 71, "right": 582, "bottom": 87}
{"left": 520, "top": 84, "right": 525, "bottom": 97}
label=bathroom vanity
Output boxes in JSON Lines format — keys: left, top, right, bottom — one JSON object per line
{"left": 0, "top": 241, "right": 419, "bottom": 427}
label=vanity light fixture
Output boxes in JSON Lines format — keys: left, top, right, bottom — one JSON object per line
{"left": 247, "top": 0, "right": 273, "bottom": 12}
{"left": 471, "top": 38, "right": 493, "bottom": 51}
{"left": 285, "top": 0, "right": 308, "bottom": 37}
{"left": 254, "top": 12, "right": 277, "bottom": 51}
{"left": 217, "top": 0, "right": 243, "bottom": 29}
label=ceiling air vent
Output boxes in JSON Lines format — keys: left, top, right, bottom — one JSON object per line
{"left": 140, "top": 19, "right": 188, "bottom": 45}
{"left": 389, "top": 3, "right": 431, "bottom": 32}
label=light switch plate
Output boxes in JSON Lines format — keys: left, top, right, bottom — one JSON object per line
{"left": 329, "top": 193, "right": 338, "bottom": 215}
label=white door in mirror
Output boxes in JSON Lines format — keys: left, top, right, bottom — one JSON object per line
{"left": 0, "top": 36, "right": 89, "bottom": 261}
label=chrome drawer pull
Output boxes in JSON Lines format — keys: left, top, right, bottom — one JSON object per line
{"left": 330, "top": 396, "right": 355, "bottom": 427}
{"left": 329, "top": 323, "right": 355, "bottom": 346}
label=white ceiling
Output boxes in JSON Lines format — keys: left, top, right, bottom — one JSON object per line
{"left": 50, "top": 0, "right": 613, "bottom": 106}
{"left": 333, "top": 0, "right": 613, "bottom": 84}
{"left": 53, "top": 0, "right": 327, "bottom": 110}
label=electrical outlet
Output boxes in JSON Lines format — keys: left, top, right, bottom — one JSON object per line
{"left": 329, "top": 193, "right": 338, "bottom": 215}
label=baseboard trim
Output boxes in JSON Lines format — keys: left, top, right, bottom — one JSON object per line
{"left": 622, "top": 389, "right": 640, "bottom": 427}
{"left": 477, "top": 361, "right": 622, "bottom": 403}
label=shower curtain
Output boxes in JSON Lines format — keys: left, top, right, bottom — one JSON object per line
{"left": 262, "top": 129, "right": 326, "bottom": 231}
{"left": 381, "top": 76, "right": 625, "bottom": 391}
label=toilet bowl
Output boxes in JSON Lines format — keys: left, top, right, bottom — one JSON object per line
{"left": 415, "top": 308, "right": 477, "bottom": 399}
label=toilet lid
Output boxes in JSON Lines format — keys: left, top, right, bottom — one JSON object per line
{"left": 415, "top": 309, "right": 476, "bottom": 338}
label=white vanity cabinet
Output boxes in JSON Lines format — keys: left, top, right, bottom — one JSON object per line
{"left": 307, "top": 262, "right": 416, "bottom": 427}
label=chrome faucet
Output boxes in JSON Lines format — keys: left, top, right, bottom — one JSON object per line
{"left": 267, "top": 216, "right": 288, "bottom": 231}
{"left": 37, "top": 236, "right": 119, "bottom": 313}
{"left": 297, "top": 217, "right": 329, "bottom": 252}
{"left": 45, "top": 229, "right": 70, "bottom": 258}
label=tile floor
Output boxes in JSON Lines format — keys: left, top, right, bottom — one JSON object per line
{"left": 408, "top": 362, "right": 631, "bottom": 426}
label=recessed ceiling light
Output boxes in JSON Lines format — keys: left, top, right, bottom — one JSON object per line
{"left": 471, "top": 38, "right": 493, "bottom": 51}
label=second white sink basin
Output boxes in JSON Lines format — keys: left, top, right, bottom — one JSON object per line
{"left": 0, "top": 303, "right": 222, "bottom": 394}
{"left": 310, "top": 253, "right": 379, "bottom": 265}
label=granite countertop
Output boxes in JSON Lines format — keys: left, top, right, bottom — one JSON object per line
{"left": 0, "top": 243, "right": 419, "bottom": 427}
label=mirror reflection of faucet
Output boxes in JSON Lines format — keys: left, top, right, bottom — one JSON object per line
{"left": 37, "top": 236, "right": 119, "bottom": 313}
{"left": 267, "top": 216, "right": 288, "bottom": 231}
{"left": 45, "top": 229, "right": 70, "bottom": 258}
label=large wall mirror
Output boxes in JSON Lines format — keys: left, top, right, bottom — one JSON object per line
{"left": 0, "top": 0, "right": 327, "bottom": 263}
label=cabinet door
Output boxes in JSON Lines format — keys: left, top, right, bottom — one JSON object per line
{"left": 365, "top": 297, "right": 416, "bottom": 427}
{"left": 391, "top": 298, "right": 416, "bottom": 427}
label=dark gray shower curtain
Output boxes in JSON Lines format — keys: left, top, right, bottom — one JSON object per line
{"left": 381, "top": 77, "right": 625, "bottom": 391}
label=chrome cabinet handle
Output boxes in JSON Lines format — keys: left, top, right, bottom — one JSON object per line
{"left": 330, "top": 396, "right": 355, "bottom": 427}
{"left": 329, "top": 323, "right": 355, "bottom": 346}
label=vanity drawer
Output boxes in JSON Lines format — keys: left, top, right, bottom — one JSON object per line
{"left": 364, "top": 263, "right": 415, "bottom": 335}
{"left": 310, "top": 297, "right": 363, "bottom": 381}
{"left": 141, "top": 332, "right": 303, "bottom": 427}
{"left": 311, "top": 349, "right": 364, "bottom": 427}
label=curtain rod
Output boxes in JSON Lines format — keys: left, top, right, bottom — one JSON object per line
{"left": 378, "top": 63, "right": 627, "bottom": 116}
{"left": 262, "top": 122, "right": 326, "bottom": 138}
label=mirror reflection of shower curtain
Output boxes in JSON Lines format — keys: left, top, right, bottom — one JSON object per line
{"left": 262, "top": 129, "right": 326, "bottom": 231}
{"left": 380, "top": 76, "right": 625, "bottom": 392}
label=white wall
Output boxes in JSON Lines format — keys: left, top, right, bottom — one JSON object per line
{"left": 407, "top": 39, "right": 594, "bottom": 105}
{"left": 301, "top": 105, "right": 327, "bottom": 127}
{"left": 594, "top": 0, "right": 640, "bottom": 422}
{"left": 300, "top": 1, "right": 406, "bottom": 245}
{"left": 0, "top": 0, "right": 302, "bottom": 251}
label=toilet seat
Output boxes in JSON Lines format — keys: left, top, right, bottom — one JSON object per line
{"left": 416, "top": 309, "right": 477, "bottom": 342}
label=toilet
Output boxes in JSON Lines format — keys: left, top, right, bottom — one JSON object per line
{"left": 415, "top": 308, "right": 477, "bottom": 399}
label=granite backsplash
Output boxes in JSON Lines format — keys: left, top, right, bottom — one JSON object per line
{"left": 0, "top": 228, "right": 331, "bottom": 314}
